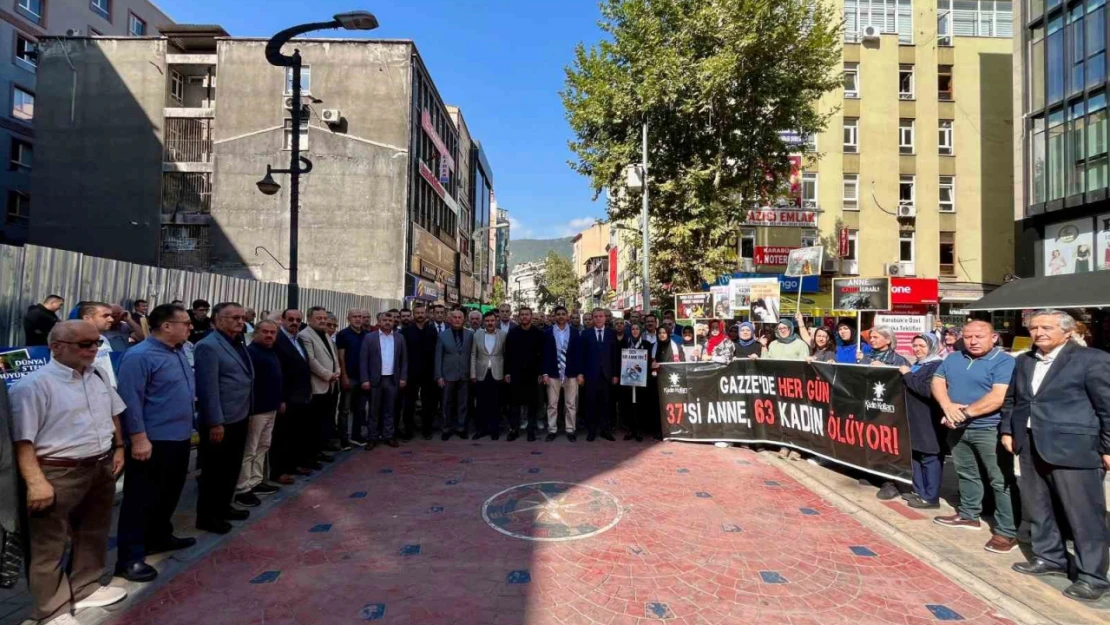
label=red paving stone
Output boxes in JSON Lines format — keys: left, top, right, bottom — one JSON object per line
{"left": 107, "top": 441, "right": 1016, "bottom": 625}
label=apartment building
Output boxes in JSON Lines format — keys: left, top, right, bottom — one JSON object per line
{"left": 0, "top": 0, "right": 172, "bottom": 245}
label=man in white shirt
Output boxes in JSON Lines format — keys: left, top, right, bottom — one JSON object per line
{"left": 431, "top": 304, "right": 448, "bottom": 334}
{"left": 542, "top": 306, "right": 582, "bottom": 442}
{"left": 79, "top": 301, "right": 117, "bottom": 388}
{"left": 11, "top": 321, "right": 129, "bottom": 625}
{"left": 360, "top": 312, "right": 408, "bottom": 448}
{"left": 498, "top": 303, "right": 516, "bottom": 333}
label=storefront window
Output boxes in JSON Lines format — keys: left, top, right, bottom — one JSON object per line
{"left": 1032, "top": 115, "right": 1047, "bottom": 204}
{"left": 1087, "top": 91, "right": 1109, "bottom": 191}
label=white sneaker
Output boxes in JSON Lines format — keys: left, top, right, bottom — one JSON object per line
{"left": 74, "top": 584, "right": 128, "bottom": 609}
{"left": 44, "top": 614, "right": 80, "bottom": 625}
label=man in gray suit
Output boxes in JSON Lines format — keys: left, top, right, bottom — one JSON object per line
{"left": 360, "top": 312, "right": 408, "bottom": 449}
{"left": 435, "top": 309, "right": 473, "bottom": 441}
{"left": 195, "top": 302, "right": 255, "bottom": 535}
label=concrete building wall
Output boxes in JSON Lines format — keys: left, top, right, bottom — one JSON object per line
{"left": 209, "top": 39, "right": 414, "bottom": 300}
{"left": 571, "top": 221, "right": 608, "bottom": 279}
{"left": 29, "top": 36, "right": 166, "bottom": 263}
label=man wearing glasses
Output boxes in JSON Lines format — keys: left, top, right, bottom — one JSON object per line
{"left": 11, "top": 321, "right": 129, "bottom": 624}
{"left": 194, "top": 302, "right": 255, "bottom": 535}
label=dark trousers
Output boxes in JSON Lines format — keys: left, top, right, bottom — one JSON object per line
{"left": 442, "top": 380, "right": 469, "bottom": 434}
{"left": 620, "top": 385, "right": 648, "bottom": 435}
{"left": 948, "top": 428, "right": 1019, "bottom": 537}
{"left": 1019, "top": 437, "right": 1109, "bottom": 587}
{"left": 403, "top": 377, "right": 438, "bottom": 436}
{"left": 369, "top": 376, "right": 399, "bottom": 441}
{"left": 197, "top": 419, "right": 249, "bottom": 525}
{"left": 911, "top": 451, "right": 944, "bottom": 504}
{"left": 116, "top": 439, "right": 191, "bottom": 568}
{"left": 584, "top": 375, "right": 612, "bottom": 435}
{"left": 510, "top": 380, "right": 539, "bottom": 433}
{"left": 311, "top": 389, "right": 339, "bottom": 452}
{"left": 338, "top": 386, "right": 368, "bottom": 443}
{"left": 270, "top": 401, "right": 307, "bottom": 477}
{"left": 477, "top": 371, "right": 502, "bottom": 435}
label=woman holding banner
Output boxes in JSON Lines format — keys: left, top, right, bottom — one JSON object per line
{"left": 733, "top": 322, "right": 764, "bottom": 359}
{"left": 703, "top": 321, "right": 735, "bottom": 363}
{"left": 834, "top": 321, "right": 870, "bottom": 364}
{"left": 650, "top": 327, "right": 680, "bottom": 441}
{"left": 897, "top": 334, "right": 948, "bottom": 509}
{"left": 809, "top": 327, "right": 837, "bottom": 363}
{"left": 766, "top": 319, "right": 810, "bottom": 361}
{"left": 620, "top": 323, "right": 652, "bottom": 441}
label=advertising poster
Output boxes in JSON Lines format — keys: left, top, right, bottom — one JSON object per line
{"left": 657, "top": 360, "right": 912, "bottom": 482}
{"left": 675, "top": 293, "right": 713, "bottom": 320}
{"left": 874, "top": 314, "right": 929, "bottom": 361}
{"left": 748, "top": 281, "right": 781, "bottom": 324}
{"left": 620, "top": 349, "right": 649, "bottom": 388}
{"left": 1, "top": 346, "right": 51, "bottom": 388}
{"left": 1044, "top": 217, "right": 1095, "bottom": 276}
{"left": 832, "top": 277, "right": 891, "bottom": 311}
{"left": 710, "top": 286, "right": 731, "bottom": 318}
{"left": 785, "top": 246, "right": 824, "bottom": 277}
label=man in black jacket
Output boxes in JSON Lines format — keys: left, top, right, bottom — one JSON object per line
{"left": 1002, "top": 309, "right": 1110, "bottom": 603}
{"left": 399, "top": 304, "right": 439, "bottom": 440}
{"left": 22, "top": 295, "right": 63, "bottom": 346}
{"left": 272, "top": 309, "right": 315, "bottom": 480}
{"left": 504, "top": 307, "right": 545, "bottom": 441}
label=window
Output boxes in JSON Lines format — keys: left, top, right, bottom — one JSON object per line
{"left": 899, "top": 231, "right": 914, "bottom": 263}
{"left": 899, "top": 175, "right": 915, "bottom": 208}
{"left": 1048, "top": 13, "right": 1064, "bottom": 104}
{"left": 939, "top": 232, "right": 956, "bottom": 276}
{"left": 939, "top": 176, "right": 955, "bottom": 212}
{"left": 938, "top": 0, "right": 952, "bottom": 45}
{"left": 128, "top": 12, "right": 146, "bottom": 36}
{"left": 1088, "top": 91, "right": 1108, "bottom": 192}
{"left": 1031, "top": 25, "right": 1045, "bottom": 111}
{"left": 284, "top": 66, "right": 311, "bottom": 95}
{"left": 283, "top": 118, "right": 309, "bottom": 150}
{"left": 843, "top": 0, "right": 914, "bottom": 44}
{"left": 951, "top": 0, "right": 1014, "bottom": 38}
{"left": 843, "top": 63, "right": 859, "bottom": 98}
{"left": 170, "top": 70, "right": 183, "bottom": 104}
{"left": 90, "top": 0, "right": 109, "bottom": 20}
{"left": 6, "top": 191, "right": 29, "bottom": 225}
{"left": 1068, "top": 4, "right": 1085, "bottom": 97}
{"left": 938, "top": 65, "right": 954, "bottom": 101}
{"left": 1089, "top": 1, "right": 1107, "bottom": 90}
{"left": 1069, "top": 100, "right": 1086, "bottom": 197}
{"left": 1031, "top": 115, "right": 1046, "bottom": 203}
{"left": 15, "top": 35, "right": 36, "bottom": 72}
{"left": 939, "top": 120, "right": 954, "bottom": 155}
{"left": 843, "top": 117, "right": 859, "bottom": 152}
{"left": 899, "top": 65, "right": 914, "bottom": 99}
{"left": 10, "top": 139, "right": 31, "bottom": 172}
{"left": 1048, "top": 108, "right": 1066, "bottom": 200}
{"left": 843, "top": 174, "right": 859, "bottom": 210}
{"left": 802, "top": 172, "right": 818, "bottom": 208}
{"left": 801, "top": 230, "right": 819, "bottom": 248}
{"left": 899, "top": 119, "right": 914, "bottom": 154}
{"left": 12, "top": 87, "right": 33, "bottom": 121}
{"left": 16, "top": 0, "right": 42, "bottom": 24}
{"left": 803, "top": 134, "right": 817, "bottom": 153}
{"left": 740, "top": 228, "right": 756, "bottom": 260}
{"left": 844, "top": 229, "right": 859, "bottom": 261}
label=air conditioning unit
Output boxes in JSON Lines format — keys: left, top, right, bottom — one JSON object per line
{"left": 822, "top": 258, "right": 840, "bottom": 273}
{"left": 900, "top": 262, "right": 915, "bottom": 276}
{"left": 321, "top": 109, "right": 342, "bottom": 125}
{"left": 897, "top": 204, "right": 916, "bottom": 218}
{"left": 884, "top": 262, "right": 902, "bottom": 277}
{"left": 862, "top": 24, "right": 881, "bottom": 40}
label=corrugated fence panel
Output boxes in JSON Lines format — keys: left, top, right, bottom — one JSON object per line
{"left": 0, "top": 244, "right": 403, "bottom": 345}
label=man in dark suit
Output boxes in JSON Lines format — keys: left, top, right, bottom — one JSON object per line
{"left": 361, "top": 312, "right": 408, "bottom": 449}
{"left": 400, "top": 304, "right": 439, "bottom": 440}
{"left": 505, "top": 306, "right": 545, "bottom": 441}
{"left": 1002, "top": 309, "right": 1110, "bottom": 603}
{"left": 273, "top": 309, "right": 315, "bottom": 480}
{"left": 435, "top": 309, "right": 473, "bottom": 440}
{"left": 194, "top": 302, "right": 255, "bottom": 534}
{"left": 580, "top": 308, "right": 619, "bottom": 442}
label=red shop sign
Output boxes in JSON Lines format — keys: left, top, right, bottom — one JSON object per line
{"left": 890, "top": 278, "right": 939, "bottom": 305}
{"left": 754, "top": 246, "right": 795, "bottom": 266}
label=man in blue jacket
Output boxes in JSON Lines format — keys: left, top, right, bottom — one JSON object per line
{"left": 580, "top": 308, "right": 619, "bottom": 442}
{"left": 194, "top": 302, "right": 255, "bottom": 535}
{"left": 542, "top": 306, "right": 582, "bottom": 442}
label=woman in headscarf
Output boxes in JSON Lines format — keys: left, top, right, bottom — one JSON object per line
{"left": 808, "top": 326, "right": 837, "bottom": 363}
{"left": 703, "top": 320, "right": 734, "bottom": 363}
{"left": 765, "top": 319, "right": 810, "bottom": 361}
{"left": 620, "top": 322, "right": 652, "bottom": 441}
{"left": 834, "top": 321, "right": 870, "bottom": 364}
{"left": 897, "top": 334, "right": 949, "bottom": 508}
{"left": 679, "top": 326, "right": 703, "bottom": 362}
{"left": 942, "top": 326, "right": 962, "bottom": 353}
{"left": 650, "top": 326, "right": 680, "bottom": 441}
{"left": 733, "top": 322, "right": 764, "bottom": 359}
{"left": 864, "top": 325, "right": 910, "bottom": 367}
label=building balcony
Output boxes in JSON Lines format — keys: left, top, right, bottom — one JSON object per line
{"left": 161, "top": 172, "right": 212, "bottom": 225}
{"left": 163, "top": 116, "right": 214, "bottom": 171}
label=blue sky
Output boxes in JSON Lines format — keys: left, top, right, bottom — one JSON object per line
{"left": 157, "top": 0, "right": 607, "bottom": 240}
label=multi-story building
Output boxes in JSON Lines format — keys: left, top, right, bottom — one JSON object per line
{"left": 508, "top": 260, "right": 543, "bottom": 311}
{"left": 0, "top": 0, "right": 173, "bottom": 245}
{"left": 495, "top": 206, "right": 510, "bottom": 283}
{"left": 471, "top": 141, "right": 494, "bottom": 303}
{"left": 1013, "top": 0, "right": 1110, "bottom": 281}
{"left": 30, "top": 28, "right": 496, "bottom": 303}
{"left": 744, "top": 0, "right": 1015, "bottom": 313}
{"left": 571, "top": 221, "right": 610, "bottom": 310}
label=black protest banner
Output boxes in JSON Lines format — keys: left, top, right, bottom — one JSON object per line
{"left": 657, "top": 360, "right": 912, "bottom": 482}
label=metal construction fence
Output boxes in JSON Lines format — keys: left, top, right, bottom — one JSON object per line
{"left": 0, "top": 244, "right": 402, "bottom": 345}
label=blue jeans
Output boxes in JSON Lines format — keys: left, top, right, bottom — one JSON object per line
{"left": 911, "top": 452, "right": 943, "bottom": 504}
{"left": 948, "top": 428, "right": 1019, "bottom": 537}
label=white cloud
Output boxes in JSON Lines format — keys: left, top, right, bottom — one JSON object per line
{"left": 504, "top": 215, "right": 601, "bottom": 240}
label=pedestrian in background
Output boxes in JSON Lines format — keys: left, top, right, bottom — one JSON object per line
{"left": 234, "top": 320, "right": 284, "bottom": 509}
{"left": 188, "top": 300, "right": 212, "bottom": 344}
{"left": 79, "top": 302, "right": 117, "bottom": 388}
{"left": 11, "top": 321, "right": 129, "bottom": 624}
{"left": 114, "top": 304, "right": 196, "bottom": 583}
{"left": 22, "top": 295, "right": 64, "bottom": 347}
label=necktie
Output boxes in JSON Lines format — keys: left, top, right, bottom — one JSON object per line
{"left": 455, "top": 330, "right": 462, "bottom": 352}
{"left": 557, "top": 330, "right": 567, "bottom": 379}
{"left": 597, "top": 329, "right": 602, "bottom": 342}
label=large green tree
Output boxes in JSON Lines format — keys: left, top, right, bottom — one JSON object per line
{"left": 563, "top": 0, "right": 842, "bottom": 294}
{"left": 536, "top": 252, "right": 580, "bottom": 309}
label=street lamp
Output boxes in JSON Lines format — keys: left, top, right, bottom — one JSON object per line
{"left": 622, "top": 122, "right": 651, "bottom": 315}
{"left": 257, "top": 11, "right": 379, "bottom": 310}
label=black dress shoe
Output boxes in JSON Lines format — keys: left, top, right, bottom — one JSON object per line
{"left": 586, "top": 433, "right": 597, "bottom": 442}
{"left": 624, "top": 432, "right": 634, "bottom": 441}
{"left": 442, "top": 432, "right": 452, "bottom": 441}
{"left": 197, "top": 519, "right": 233, "bottom": 535}
{"left": 506, "top": 431, "right": 519, "bottom": 442}
{"left": 385, "top": 438, "right": 400, "bottom": 448}
{"left": 906, "top": 494, "right": 940, "bottom": 509}
{"left": 234, "top": 492, "right": 261, "bottom": 508}
{"left": 600, "top": 431, "right": 615, "bottom": 442}
{"left": 527, "top": 432, "right": 536, "bottom": 442}
{"left": 567, "top": 434, "right": 577, "bottom": 442}
{"left": 545, "top": 433, "right": 557, "bottom": 442}
{"left": 876, "top": 482, "right": 901, "bottom": 501}
{"left": 146, "top": 535, "right": 196, "bottom": 556}
{"left": 318, "top": 452, "right": 335, "bottom": 463}
{"left": 491, "top": 433, "right": 500, "bottom": 441}
{"left": 115, "top": 561, "right": 158, "bottom": 583}
{"left": 253, "top": 483, "right": 279, "bottom": 495}
{"left": 1063, "top": 581, "right": 1110, "bottom": 603}
{"left": 457, "top": 431, "right": 469, "bottom": 440}
{"left": 226, "top": 508, "right": 250, "bottom": 521}
{"left": 422, "top": 433, "right": 433, "bottom": 441}
{"left": 365, "top": 441, "right": 378, "bottom": 451}
{"left": 472, "top": 432, "right": 487, "bottom": 440}
{"left": 1012, "top": 558, "right": 1067, "bottom": 577}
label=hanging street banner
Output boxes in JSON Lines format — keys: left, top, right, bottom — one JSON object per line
{"left": 832, "top": 277, "right": 891, "bottom": 311}
{"left": 785, "top": 246, "right": 824, "bottom": 277}
{"left": 620, "top": 349, "right": 648, "bottom": 387}
{"left": 675, "top": 293, "right": 713, "bottom": 320}
{"left": 657, "top": 361, "right": 912, "bottom": 482}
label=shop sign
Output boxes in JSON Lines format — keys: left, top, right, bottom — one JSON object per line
{"left": 414, "top": 279, "right": 440, "bottom": 301}
{"left": 419, "top": 160, "right": 458, "bottom": 213}
{"left": 839, "top": 228, "right": 850, "bottom": 257}
{"left": 890, "top": 278, "right": 939, "bottom": 305}
{"left": 445, "top": 286, "right": 460, "bottom": 305}
{"left": 460, "top": 274, "right": 476, "bottom": 299}
{"left": 874, "top": 314, "right": 929, "bottom": 361}
{"left": 413, "top": 225, "right": 456, "bottom": 276}
{"left": 743, "top": 209, "right": 818, "bottom": 228}
{"left": 754, "top": 246, "right": 794, "bottom": 266}
{"left": 421, "top": 109, "right": 455, "bottom": 171}
{"left": 609, "top": 246, "right": 619, "bottom": 291}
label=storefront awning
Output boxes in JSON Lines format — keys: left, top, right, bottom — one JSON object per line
{"left": 965, "top": 272, "right": 1110, "bottom": 311}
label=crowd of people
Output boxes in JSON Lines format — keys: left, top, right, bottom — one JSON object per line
{"left": 2, "top": 297, "right": 1108, "bottom": 624}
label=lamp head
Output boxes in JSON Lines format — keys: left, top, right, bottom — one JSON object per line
{"left": 256, "top": 166, "right": 281, "bottom": 196}
{"left": 334, "top": 11, "right": 379, "bottom": 31}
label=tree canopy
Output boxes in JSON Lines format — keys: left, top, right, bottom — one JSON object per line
{"left": 563, "top": 0, "right": 842, "bottom": 293}
{"left": 536, "top": 252, "right": 579, "bottom": 310}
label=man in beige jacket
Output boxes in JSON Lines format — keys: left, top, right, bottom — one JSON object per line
{"left": 471, "top": 311, "right": 507, "bottom": 440}
{"left": 298, "top": 307, "right": 340, "bottom": 464}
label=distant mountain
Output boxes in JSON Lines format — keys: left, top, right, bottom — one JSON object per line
{"left": 509, "top": 237, "right": 574, "bottom": 272}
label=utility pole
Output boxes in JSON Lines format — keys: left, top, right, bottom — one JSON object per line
{"left": 641, "top": 121, "right": 651, "bottom": 315}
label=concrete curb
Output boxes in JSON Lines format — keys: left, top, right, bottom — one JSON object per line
{"left": 758, "top": 452, "right": 1058, "bottom": 625}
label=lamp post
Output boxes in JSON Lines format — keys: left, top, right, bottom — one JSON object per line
{"left": 621, "top": 121, "right": 651, "bottom": 315}
{"left": 257, "top": 11, "right": 379, "bottom": 310}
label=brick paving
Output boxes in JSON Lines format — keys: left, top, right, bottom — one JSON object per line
{"left": 101, "top": 440, "right": 1016, "bottom": 625}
